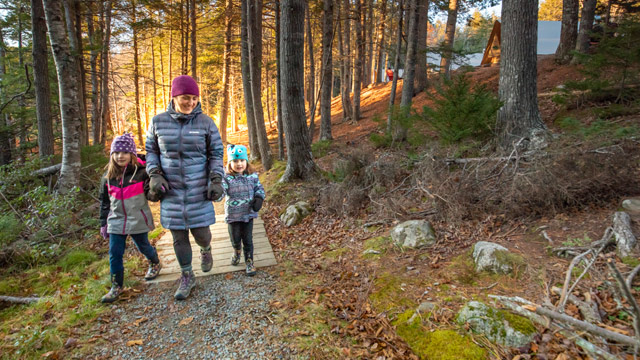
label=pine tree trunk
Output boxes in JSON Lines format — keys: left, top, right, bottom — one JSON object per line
{"left": 63, "top": 0, "right": 86, "bottom": 146}
{"left": 352, "top": 0, "right": 363, "bottom": 121}
{"left": 305, "top": 4, "right": 316, "bottom": 139}
{"left": 280, "top": 0, "right": 316, "bottom": 182}
{"left": 439, "top": 0, "right": 458, "bottom": 80}
{"left": 414, "top": 0, "right": 428, "bottom": 92}
{"left": 339, "top": 0, "right": 353, "bottom": 122}
{"left": 190, "top": 0, "right": 196, "bottom": 77}
{"left": 0, "top": 27, "right": 11, "bottom": 165}
{"left": 319, "top": 0, "right": 333, "bottom": 141}
{"left": 248, "top": 0, "right": 272, "bottom": 169}
{"left": 87, "top": 3, "right": 100, "bottom": 144}
{"left": 168, "top": 0, "right": 174, "bottom": 94}
{"left": 151, "top": 39, "right": 157, "bottom": 115}
{"left": 374, "top": 0, "right": 387, "bottom": 84}
{"left": 17, "top": 4, "right": 26, "bottom": 159}
{"left": 132, "top": 0, "right": 143, "bottom": 144}
{"left": 497, "top": 0, "right": 546, "bottom": 148}
{"left": 387, "top": 0, "right": 403, "bottom": 132}
{"left": 100, "top": 0, "right": 112, "bottom": 145}
{"left": 31, "top": 0, "right": 55, "bottom": 159}
{"left": 159, "top": 39, "right": 167, "bottom": 110}
{"left": 110, "top": 53, "right": 120, "bottom": 133}
{"left": 241, "top": 0, "right": 258, "bottom": 155}
{"left": 555, "top": 0, "right": 579, "bottom": 64}
{"left": 396, "top": 0, "right": 418, "bottom": 142}
{"left": 573, "top": 0, "right": 597, "bottom": 61}
{"left": 275, "top": 0, "right": 285, "bottom": 160}
{"left": 363, "top": 0, "right": 374, "bottom": 87}
{"left": 219, "top": 0, "right": 234, "bottom": 144}
{"left": 43, "top": 0, "right": 82, "bottom": 193}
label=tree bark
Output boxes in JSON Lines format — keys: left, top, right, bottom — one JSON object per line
{"left": 339, "top": 0, "right": 353, "bottom": 122}
{"left": 374, "top": 0, "right": 387, "bottom": 84}
{"left": 275, "top": 0, "right": 285, "bottom": 160}
{"left": 395, "top": 0, "right": 419, "bottom": 142}
{"left": 131, "top": 0, "right": 143, "bottom": 144}
{"left": 74, "top": 0, "right": 87, "bottom": 145}
{"left": 280, "top": 0, "right": 316, "bottom": 182}
{"left": 247, "top": 0, "right": 272, "bottom": 169}
{"left": 352, "top": 0, "right": 363, "bottom": 121}
{"left": 219, "top": 0, "right": 234, "bottom": 144}
{"left": 17, "top": 4, "right": 26, "bottom": 159}
{"left": 31, "top": 0, "right": 55, "bottom": 159}
{"left": 386, "top": 0, "right": 403, "bottom": 133}
{"left": 439, "top": 0, "right": 458, "bottom": 80}
{"left": 63, "top": 0, "right": 86, "bottom": 146}
{"left": 43, "top": 0, "right": 83, "bottom": 193}
{"left": 319, "top": 0, "right": 334, "bottom": 141}
{"left": 573, "top": 0, "right": 597, "bottom": 61}
{"left": 241, "top": 0, "right": 258, "bottom": 156}
{"left": 190, "top": 0, "right": 197, "bottom": 77}
{"left": 99, "top": 1, "right": 113, "bottom": 145}
{"left": 497, "top": 0, "right": 546, "bottom": 148}
{"left": 151, "top": 39, "right": 157, "bottom": 115}
{"left": 87, "top": 2, "right": 100, "bottom": 144}
{"left": 414, "top": 0, "right": 428, "bottom": 92}
{"left": 0, "top": 27, "right": 12, "bottom": 165}
{"left": 305, "top": 3, "right": 316, "bottom": 139}
{"left": 555, "top": 0, "right": 579, "bottom": 64}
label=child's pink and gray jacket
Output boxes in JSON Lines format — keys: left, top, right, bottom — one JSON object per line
{"left": 99, "top": 162, "right": 155, "bottom": 235}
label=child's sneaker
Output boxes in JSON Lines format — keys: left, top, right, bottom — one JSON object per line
{"left": 101, "top": 285, "right": 122, "bottom": 303}
{"left": 245, "top": 259, "right": 256, "bottom": 276}
{"left": 144, "top": 261, "right": 162, "bottom": 280}
{"left": 230, "top": 251, "right": 241, "bottom": 266}
{"left": 174, "top": 270, "right": 196, "bottom": 300}
{"left": 200, "top": 249, "right": 213, "bottom": 272}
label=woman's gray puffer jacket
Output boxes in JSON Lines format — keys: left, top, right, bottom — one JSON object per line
{"left": 145, "top": 102, "right": 224, "bottom": 230}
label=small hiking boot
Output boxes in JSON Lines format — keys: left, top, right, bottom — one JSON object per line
{"left": 101, "top": 285, "right": 122, "bottom": 303}
{"left": 174, "top": 270, "right": 196, "bottom": 300}
{"left": 230, "top": 251, "right": 241, "bottom": 266}
{"left": 245, "top": 259, "right": 256, "bottom": 277}
{"left": 200, "top": 249, "right": 213, "bottom": 272}
{"left": 144, "top": 261, "right": 162, "bottom": 280}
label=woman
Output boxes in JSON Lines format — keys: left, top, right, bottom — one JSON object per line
{"left": 145, "top": 75, "right": 225, "bottom": 300}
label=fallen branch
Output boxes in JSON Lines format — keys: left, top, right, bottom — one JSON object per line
{"left": 627, "top": 264, "right": 640, "bottom": 290}
{"left": 31, "top": 163, "right": 62, "bottom": 177}
{"left": 607, "top": 258, "right": 640, "bottom": 347}
{"left": 552, "top": 286, "right": 601, "bottom": 324}
{"left": 0, "top": 295, "right": 41, "bottom": 304}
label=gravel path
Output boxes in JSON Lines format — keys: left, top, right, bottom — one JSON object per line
{"left": 89, "top": 270, "right": 296, "bottom": 359}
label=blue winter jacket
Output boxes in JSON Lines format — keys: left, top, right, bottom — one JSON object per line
{"left": 145, "top": 102, "right": 224, "bottom": 230}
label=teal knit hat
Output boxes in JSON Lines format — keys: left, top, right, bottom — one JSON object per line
{"left": 227, "top": 144, "right": 248, "bottom": 162}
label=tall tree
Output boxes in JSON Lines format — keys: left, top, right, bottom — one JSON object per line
{"left": 280, "top": 0, "right": 316, "bottom": 182}
{"left": 63, "top": 0, "right": 87, "bottom": 146}
{"left": 352, "top": 0, "right": 363, "bottom": 121}
{"left": 555, "top": 0, "right": 579, "bottom": 64}
{"left": 247, "top": 0, "right": 272, "bottom": 170}
{"left": 0, "top": 27, "right": 12, "bottom": 165}
{"left": 387, "top": 0, "right": 403, "bottom": 132}
{"left": 87, "top": 2, "right": 100, "bottom": 144}
{"left": 395, "top": 0, "right": 420, "bottom": 142}
{"left": 219, "top": 0, "right": 234, "bottom": 143}
{"left": 43, "top": 0, "right": 83, "bottom": 192}
{"left": 319, "top": 0, "right": 334, "bottom": 141}
{"left": 99, "top": 0, "right": 113, "bottom": 144}
{"left": 276, "top": 0, "right": 285, "bottom": 160}
{"left": 190, "top": 0, "right": 196, "bottom": 77}
{"left": 31, "top": 0, "right": 55, "bottom": 159}
{"left": 573, "top": 0, "right": 597, "bottom": 61}
{"left": 305, "top": 3, "right": 316, "bottom": 138}
{"left": 496, "top": 0, "right": 546, "bottom": 148}
{"left": 363, "top": 0, "right": 373, "bottom": 87}
{"left": 339, "top": 0, "right": 353, "bottom": 122}
{"left": 73, "top": 0, "right": 87, "bottom": 145}
{"left": 131, "top": 0, "right": 143, "bottom": 145}
{"left": 240, "top": 0, "right": 258, "bottom": 157}
{"left": 439, "top": 0, "right": 459, "bottom": 79}
{"left": 373, "top": 0, "right": 388, "bottom": 84}
{"left": 414, "top": 0, "right": 428, "bottom": 92}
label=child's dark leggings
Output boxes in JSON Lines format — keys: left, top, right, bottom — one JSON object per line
{"left": 228, "top": 220, "right": 254, "bottom": 262}
{"left": 170, "top": 227, "right": 212, "bottom": 272}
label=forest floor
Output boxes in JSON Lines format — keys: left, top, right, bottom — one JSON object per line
{"left": 8, "top": 54, "right": 638, "bottom": 359}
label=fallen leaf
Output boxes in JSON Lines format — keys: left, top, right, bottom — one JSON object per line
{"left": 225, "top": 273, "right": 233, "bottom": 280}
{"left": 41, "top": 351, "right": 59, "bottom": 359}
{"left": 179, "top": 316, "right": 194, "bottom": 326}
{"left": 133, "top": 317, "right": 148, "bottom": 327}
{"left": 126, "top": 339, "right": 143, "bottom": 346}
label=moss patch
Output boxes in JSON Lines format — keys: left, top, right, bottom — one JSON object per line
{"left": 493, "top": 250, "right": 526, "bottom": 276}
{"left": 369, "top": 273, "right": 417, "bottom": 313}
{"left": 622, "top": 256, "right": 640, "bottom": 268}
{"left": 445, "top": 252, "right": 477, "bottom": 285}
{"left": 394, "top": 311, "right": 487, "bottom": 360}
{"left": 362, "top": 236, "right": 392, "bottom": 259}
{"left": 323, "top": 247, "right": 349, "bottom": 259}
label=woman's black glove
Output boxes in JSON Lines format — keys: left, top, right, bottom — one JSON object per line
{"left": 149, "top": 169, "right": 170, "bottom": 195}
{"left": 250, "top": 197, "right": 263, "bottom": 212}
{"left": 208, "top": 174, "right": 224, "bottom": 200}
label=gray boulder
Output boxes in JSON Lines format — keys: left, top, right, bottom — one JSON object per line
{"left": 622, "top": 199, "right": 640, "bottom": 213}
{"left": 613, "top": 211, "right": 637, "bottom": 257}
{"left": 280, "top": 201, "right": 312, "bottom": 227}
{"left": 457, "top": 301, "right": 536, "bottom": 348}
{"left": 390, "top": 220, "right": 436, "bottom": 249}
{"left": 472, "top": 241, "right": 517, "bottom": 274}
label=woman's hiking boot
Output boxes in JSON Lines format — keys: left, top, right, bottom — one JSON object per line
{"left": 174, "top": 270, "right": 196, "bottom": 300}
{"left": 144, "top": 261, "right": 162, "bottom": 280}
{"left": 101, "top": 272, "right": 123, "bottom": 303}
{"left": 200, "top": 248, "right": 213, "bottom": 272}
{"left": 230, "top": 251, "right": 241, "bottom": 266}
{"left": 245, "top": 259, "right": 256, "bottom": 277}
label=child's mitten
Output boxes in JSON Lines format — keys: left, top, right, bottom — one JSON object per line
{"left": 100, "top": 225, "right": 108, "bottom": 240}
{"left": 251, "top": 197, "right": 263, "bottom": 212}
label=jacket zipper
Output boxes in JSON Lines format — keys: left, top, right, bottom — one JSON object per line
{"left": 140, "top": 209, "right": 150, "bottom": 228}
{"left": 120, "top": 165, "right": 128, "bottom": 234}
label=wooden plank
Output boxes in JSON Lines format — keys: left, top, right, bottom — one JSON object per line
{"left": 148, "top": 257, "right": 278, "bottom": 284}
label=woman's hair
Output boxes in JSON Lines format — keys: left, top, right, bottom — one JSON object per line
{"left": 105, "top": 153, "right": 139, "bottom": 180}
{"left": 225, "top": 161, "right": 254, "bottom": 175}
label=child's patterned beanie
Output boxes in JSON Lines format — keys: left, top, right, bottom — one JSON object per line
{"left": 111, "top": 133, "right": 137, "bottom": 155}
{"left": 227, "top": 144, "right": 248, "bottom": 162}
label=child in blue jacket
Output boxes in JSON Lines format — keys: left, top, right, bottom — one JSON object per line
{"left": 99, "top": 133, "right": 162, "bottom": 303}
{"left": 222, "top": 145, "right": 265, "bottom": 276}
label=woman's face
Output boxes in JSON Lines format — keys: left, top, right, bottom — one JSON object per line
{"left": 230, "top": 159, "right": 247, "bottom": 173}
{"left": 113, "top": 152, "right": 132, "bottom": 167}
{"left": 173, "top": 95, "right": 199, "bottom": 114}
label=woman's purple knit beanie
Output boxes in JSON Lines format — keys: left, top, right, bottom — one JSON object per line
{"left": 171, "top": 75, "right": 200, "bottom": 97}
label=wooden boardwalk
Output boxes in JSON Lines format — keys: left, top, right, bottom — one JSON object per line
{"left": 148, "top": 215, "right": 276, "bottom": 283}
